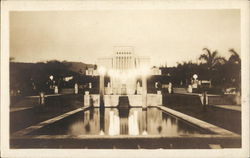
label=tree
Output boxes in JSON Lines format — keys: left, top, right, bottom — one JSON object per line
{"left": 198, "top": 48, "right": 227, "bottom": 88}
{"left": 224, "top": 49, "right": 241, "bottom": 91}
{"left": 168, "top": 61, "right": 200, "bottom": 86}
{"left": 9, "top": 60, "right": 82, "bottom": 96}
{"left": 228, "top": 49, "right": 241, "bottom": 65}
{"left": 199, "top": 48, "right": 226, "bottom": 70}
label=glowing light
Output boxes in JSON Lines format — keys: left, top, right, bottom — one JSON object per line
{"left": 108, "top": 69, "right": 115, "bottom": 77}
{"left": 98, "top": 66, "right": 106, "bottom": 75}
{"left": 142, "top": 130, "right": 148, "bottom": 135}
{"left": 108, "top": 69, "right": 119, "bottom": 78}
{"left": 193, "top": 74, "right": 198, "bottom": 80}
{"left": 49, "top": 75, "right": 54, "bottom": 80}
{"left": 127, "top": 69, "right": 138, "bottom": 79}
{"left": 105, "top": 66, "right": 150, "bottom": 84}
{"left": 139, "top": 66, "right": 150, "bottom": 77}
{"left": 99, "top": 130, "right": 105, "bottom": 135}
{"left": 64, "top": 76, "right": 73, "bottom": 81}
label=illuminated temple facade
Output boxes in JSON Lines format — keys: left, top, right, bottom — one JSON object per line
{"left": 85, "top": 46, "right": 162, "bottom": 107}
{"left": 98, "top": 46, "right": 150, "bottom": 95}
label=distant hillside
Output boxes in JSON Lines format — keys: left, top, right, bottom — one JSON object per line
{"left": 62, "top": 61, "right": 95, "bottom": 74}
{"left": 10, "top": 60, "right": 94, "bottom": 75}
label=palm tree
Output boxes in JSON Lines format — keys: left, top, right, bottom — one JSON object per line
{"left": 199, "top": 48, "right": 226, "bottom": 70}
{"left": 198, "top": 48, "right": 227, "bottom": 88}
{"left": 228, "top": 49, "right": 241, "bottom": 65}
{"left": 226, "top": 49, "right": 241, "bottom": 91}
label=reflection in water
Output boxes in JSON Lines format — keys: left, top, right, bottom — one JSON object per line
{"left": 99, "top": 108, "right": 105, "bottom": 135}
{"left": 108, "top": 108, "right": 140, "bottom": 135}
{"left": 119, "top": 108, "right": 129, "bottom": 135}
{"left": 128, "top": 110, "right": 139, "bottom": 135}
{"left": 108, "top": 110, "right": 120, "bottom": 135}
{"left": 142, "top": 109, "right": 148, "bottom": 135}
{"left": 32, "top": 107, "right": 209, "bottom": 136}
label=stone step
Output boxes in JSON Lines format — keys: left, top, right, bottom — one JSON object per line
{"left": 60, "top": 88, "right": 74, "bottom": 94}
{"left": 173, "top": 88, "right": 187, "bottom": 93}
{"left": 118, "top": 96, "right": 130, "bottom": 108}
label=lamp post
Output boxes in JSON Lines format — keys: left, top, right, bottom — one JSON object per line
{"left": 49, "top": 75, "right": 54, "bottom": 81}
{"left": 192, "top": 74, "right": 198, "bottom": 89}
{"left": 193, "top": 74, "right": 198, "bottom": 80}
{"left": 49, "top": 75, "right": 54, "bottom": 93}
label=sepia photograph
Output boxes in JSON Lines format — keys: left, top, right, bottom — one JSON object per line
{"left": 1, "top": 1, "right": 249, "bottom": 158}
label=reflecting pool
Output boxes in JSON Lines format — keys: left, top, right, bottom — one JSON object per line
{"left": 29, "top": 107, "right": 210, "bottom": 136}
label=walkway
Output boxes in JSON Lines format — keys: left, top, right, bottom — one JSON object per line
{"left": 11, "top": 93, "right": 70, "bottom": 113}
{"left": 10, "top": 106, "right": 33, "bottom": 113}
{"left": 175, "top": 92, "right": 220, "bottom": 97}
{"left": 211, "top": 105, "right": 241, "bottom": 112}
{"left": 26, "top": 93, "right": 63, "bottom": 98}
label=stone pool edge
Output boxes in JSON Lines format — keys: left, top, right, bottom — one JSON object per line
{"left": 156, "top": 105, "right": 240, "bottom": 138}
{"left": 12, "top": 106, "right": 91, "bottom": 137}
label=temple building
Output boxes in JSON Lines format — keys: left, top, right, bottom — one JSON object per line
{"left": 97, "top": 46, "right": 150, "bottom": 95}
{"left": 85, "top": 46, "right": 162, "bottom": 107}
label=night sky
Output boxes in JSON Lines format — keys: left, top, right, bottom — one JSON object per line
{"left": 10, "top": 10, "right": 240, "bottom": 67}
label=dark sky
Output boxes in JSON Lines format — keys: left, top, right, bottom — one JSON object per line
{"left": 10, "top": 10, "right": 240, "bottom": 67}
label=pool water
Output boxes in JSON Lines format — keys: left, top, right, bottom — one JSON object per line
{"left": 29, "top": 107, "right": 210, "bottom": 136}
